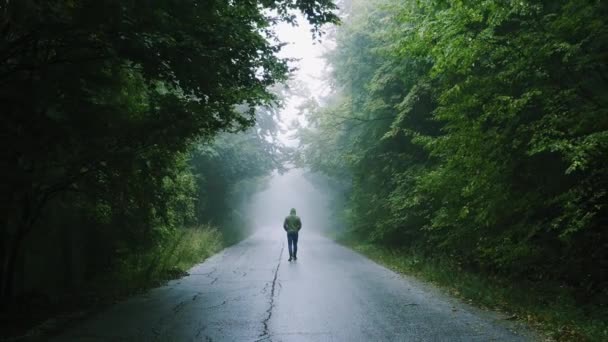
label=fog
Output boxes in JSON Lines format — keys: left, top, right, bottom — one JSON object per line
{"left": 238, "top": 16, "right": 336, "bottom": 238}
{"left": 243, "top": 169, "right": 332, "bottom": 236}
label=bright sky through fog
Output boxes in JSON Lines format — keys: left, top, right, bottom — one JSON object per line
{"left": 274, "top": 17, "right": 332, "bottom": 147}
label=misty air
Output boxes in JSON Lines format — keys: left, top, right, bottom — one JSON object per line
{"left": 1, "top": 1, "right": 606, "bottom": 341}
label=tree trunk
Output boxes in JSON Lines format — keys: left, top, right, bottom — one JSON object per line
{"left": 62, "top": 225, "right": 74, "bottom": 291}
{"left": 0, "top": 226, "right": 26, "bottom": 303}
{"left": 1, "top": 193, "right": 41, "bottom": 303}
{"left": 0, "top": 234, "right": 7, "bottom": 303}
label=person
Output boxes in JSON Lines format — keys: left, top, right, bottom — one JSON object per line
{"left": 283, "top": 208, "right": 302, "bottom": 261}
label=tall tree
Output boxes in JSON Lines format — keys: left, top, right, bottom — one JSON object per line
{"left": 0, "top": 0, "right": 338, "bottom": 300}
{"left": 300, "top": 0, "right": 607, "bottom": 295}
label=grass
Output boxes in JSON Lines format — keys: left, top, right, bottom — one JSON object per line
{"left": 1, "top": 225, "right": 224, "bottom": 341}
{"left": 91, "top": 225, "right": 223, "bottom": 297}
{"left": 342, "top": 240, "right": 607, "bottom": 342}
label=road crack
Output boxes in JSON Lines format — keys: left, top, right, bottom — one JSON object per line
{"left": 189, "top": 267, "right": 217, "bottom": 277}
{"left": 258, "top": 243, "right": 284, "bottom": 340}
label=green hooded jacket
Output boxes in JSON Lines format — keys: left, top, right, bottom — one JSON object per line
{"left": 283, "top": 208, "right": 302, "bottom": 233}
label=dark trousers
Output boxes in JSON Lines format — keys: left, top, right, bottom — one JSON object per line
{"left": 287, "top": 232, "right": 299, "bottom": 257}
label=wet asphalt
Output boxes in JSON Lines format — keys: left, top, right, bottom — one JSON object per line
{"left": 53, "top": 229, "right": 534, "bottom": 341}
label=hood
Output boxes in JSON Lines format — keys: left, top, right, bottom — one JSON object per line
{"left": 290, "top": 208, "right": 296, "bottom": 215}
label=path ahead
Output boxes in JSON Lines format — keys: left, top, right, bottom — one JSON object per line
{"left": 55, "top": 229, "right": 532, "bottom": 341}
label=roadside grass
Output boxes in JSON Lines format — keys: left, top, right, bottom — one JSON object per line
{"left": 1, "top": 226, "right": 224, "bottom": 341}
{"left": 342, "top": 240, "right": 607, "bottom": 342}
{"left": 91, "top": 225, "right": 223, "bottom": 297}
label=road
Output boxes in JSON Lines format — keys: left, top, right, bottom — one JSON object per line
{"left": 54, "top": 229, "right": 533, "bottom": 341}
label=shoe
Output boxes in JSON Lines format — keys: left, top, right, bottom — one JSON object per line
{"left": 288, "top": 256, "right": 292, "bottom": 261}
{"left": 293, "top": 255, "right": 297, "bottom": 260}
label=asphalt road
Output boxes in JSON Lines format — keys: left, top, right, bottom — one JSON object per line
{"left": 54, "top": 229, "right": 533, "bottom": 341}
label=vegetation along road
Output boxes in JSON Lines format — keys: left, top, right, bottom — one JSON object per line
{"left": 2, "top": 0, "right": 605, "bottom": 340}
{"left": 54, "top": 230, "right": 533, "bottom": 341}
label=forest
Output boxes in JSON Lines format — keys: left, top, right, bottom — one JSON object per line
{"left": 0, "top": 0, "right": 337, "bottom": 336}
{"left": 1, "top": 0, "right": 606, "bottom": 340}
{"left": 297, "top": 0, "right": 606, "bottom": 339}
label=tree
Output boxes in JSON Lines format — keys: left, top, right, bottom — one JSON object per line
{"left": 0, "top": 0, "right": 338, "bottom": 300}
{"left": 300, "top": 0, "right": 607, "bottom": 295}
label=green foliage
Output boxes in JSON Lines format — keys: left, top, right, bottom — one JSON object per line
{"left": 189, "top": 104, "right": 285, "bottom": 237}
{"left": 300, "top": 0, "right": 608, "bottom": 330}
{"left": 0, "top": 0, "right": 338, "bottom": 302}
{"left": 94, "top": 226, "right": 222, "bottom": 295}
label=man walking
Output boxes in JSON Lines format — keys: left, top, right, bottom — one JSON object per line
{"left": 283, "top": 208, "right": 302, "bottom": 261}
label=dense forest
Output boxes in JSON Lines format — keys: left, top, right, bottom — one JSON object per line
{"left": 0, "top": 0, "right": 338, "bottom": 329}
{"left": 298, "top": 0, "right": 606, "bottom": 337}
{"left": 1, "top": 0, "right": 607, "bottom": 340}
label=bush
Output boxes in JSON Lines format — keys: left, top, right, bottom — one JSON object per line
{"left": 90, "top": 225, "right": 222, "bottom": 296}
